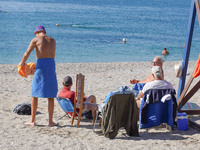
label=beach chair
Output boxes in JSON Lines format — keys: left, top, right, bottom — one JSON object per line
{"left": 132, "top": 83, "right": 146, "bottom": 96}
{"left": 177, "top": 54, "right": 200, "bottom": 130}
{"left": 56, "top": 97, "right": 79, "bottom": 120}
{"left": 101, "top": 93, "right": 139, "bottom": 138}
{"left": 177, "top": 69, "right": 200, "bottom": 115}
{"left": 71, "top": 73, "right": 98, "bottom": 128}
{"left": 140, "top": 89, "right": 177, "bottom": 132}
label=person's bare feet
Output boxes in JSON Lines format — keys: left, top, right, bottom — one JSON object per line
{"left": 48, "top": 122, "right": 59, "bottom": 127}
{"left": 24, "top": 121, "right": 36, "bottom": 126}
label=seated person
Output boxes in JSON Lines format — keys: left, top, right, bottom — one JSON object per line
{"left": 135, "top": 66, "right": 175, "bottom": 109}
{"left": 58, "top": 76, "right": 96, "bottom": 117}
{"left": 130, "top": 56, "right": 164, "bottom": 96}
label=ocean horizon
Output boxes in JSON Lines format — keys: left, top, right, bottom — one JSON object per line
{"left": 0, "top": 0, "right": 200, "bottom": 64}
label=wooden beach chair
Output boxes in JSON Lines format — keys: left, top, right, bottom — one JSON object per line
{"left": 71, "top": 73, "right": 98, "bottom": 128}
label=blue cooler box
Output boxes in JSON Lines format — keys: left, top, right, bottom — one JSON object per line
{"left": 177, "top": 112, "right": 188, "bottom": 131}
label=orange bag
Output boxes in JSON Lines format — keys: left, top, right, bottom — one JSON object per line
{"left": 27, "top": 62, "right": 36, "bottom": 75}
{"left": 18, "top": 62, "right": 36, "bottom": 78}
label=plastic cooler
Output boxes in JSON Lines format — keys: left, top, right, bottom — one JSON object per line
{"left": 177, "top": 112, "right": 188, "bottom": 131}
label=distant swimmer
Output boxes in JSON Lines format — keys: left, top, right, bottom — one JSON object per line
{"left": 162, "top": 47, "right": 169, "bottom": 55}
{"left": 122, "top": 38, "right": 127, "bottom": 43}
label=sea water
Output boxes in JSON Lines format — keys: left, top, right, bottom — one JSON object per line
{"left": 0, "top": 0, "right": 200, "bottom": 64}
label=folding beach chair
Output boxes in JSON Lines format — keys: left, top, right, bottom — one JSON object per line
{"left": 132, "top": 83, "right": 146, "bottom": 96}
{"left": 56, "top": 97, "right": 79, "bottom": 120}
{"left": 140, "top": 89, "right": 177, "bottom": 132}
{"left": 71, "top": 73, "right": 98, "bottom": 128}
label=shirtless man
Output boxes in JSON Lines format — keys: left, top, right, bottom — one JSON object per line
{"left": 19, "top": 26, "right": 58, "bottom": 127}
{"left": 130, "top": 56, "right": 164, "bottom": 84}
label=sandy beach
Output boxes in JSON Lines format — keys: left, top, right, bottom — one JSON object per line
{"left": 1, "top": 61, "right": 200, "bottom": 150}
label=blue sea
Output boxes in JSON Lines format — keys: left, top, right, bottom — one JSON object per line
{"left": 0, "top": 0, "right": 200, "bottom": 64}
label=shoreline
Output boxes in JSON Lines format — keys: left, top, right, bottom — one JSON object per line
{"left": 1, "top": 61, "right": 200, "bottom": 149}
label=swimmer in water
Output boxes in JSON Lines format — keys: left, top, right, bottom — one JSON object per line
{"left": 122, "top": 38, "right": 127, "bottom": 43}
{"left": 162, "top": 47, "right": 169, "bottom": 55}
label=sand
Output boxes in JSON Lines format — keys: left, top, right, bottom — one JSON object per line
{"left": 0, "top": 61, "right": 200, "bottom": 150}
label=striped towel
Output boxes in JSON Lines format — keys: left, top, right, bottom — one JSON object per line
{"left": 182, "top": 102, "right": 200, "bottom": 110}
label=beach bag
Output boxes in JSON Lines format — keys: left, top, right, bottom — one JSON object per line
{"left": 13, "top": 103, "right": 31, "bottom": 115}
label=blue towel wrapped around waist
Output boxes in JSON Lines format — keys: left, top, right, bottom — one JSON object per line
{"left": 31, "top": 58, "right": 58, "bottom": 98}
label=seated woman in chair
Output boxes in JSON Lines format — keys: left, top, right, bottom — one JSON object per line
{"left": 58, "top": 76, "right": 96, "bottom": 117}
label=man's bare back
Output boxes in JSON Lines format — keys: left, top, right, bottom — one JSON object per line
{"left": 19, "top": 32, "right": 56, "bottom": 66}
{"left": 34, "top": 34, "right": 56, "bottom": 59}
